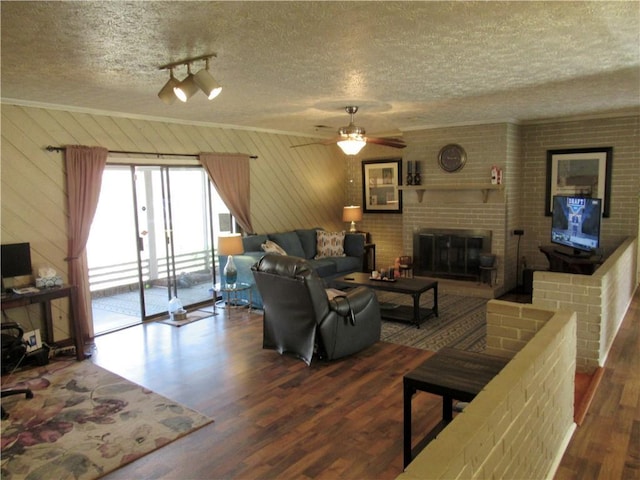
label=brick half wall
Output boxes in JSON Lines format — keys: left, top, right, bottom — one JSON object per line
{"left": 398, "top": 304, "right": 576, "bottom": 480}
{"left": 532, "top": 236, "right": 638, "bottom": 373}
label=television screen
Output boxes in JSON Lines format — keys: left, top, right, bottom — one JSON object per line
{"left": 551, "top": 196, "right": 602, "bottom": 254}
{"left": 1, "top": 242, "right": 32, "bottom": 278}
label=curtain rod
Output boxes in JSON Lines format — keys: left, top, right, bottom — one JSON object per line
{"left": 45, "top": 145, "right": 258, "bottom": 159}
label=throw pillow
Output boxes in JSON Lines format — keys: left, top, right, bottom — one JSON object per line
{"left": 261, "top": 240, "right": 287, "bottom": 255}
{"left": 315, "top": 230, "right": 346, "bottom": 259}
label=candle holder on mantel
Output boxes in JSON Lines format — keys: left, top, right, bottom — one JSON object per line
{"left": 413, "top": 161, "right": 422, "bottom": 185}
{"left": 406, "top": 160, "right": 413, "bottom": 185}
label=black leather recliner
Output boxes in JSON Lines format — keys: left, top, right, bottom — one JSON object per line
{"left": 252, "top": 253, "right": 381, "bottom": 365}
{"left": 1, "top": 322, "right": 34, "bottom": 419}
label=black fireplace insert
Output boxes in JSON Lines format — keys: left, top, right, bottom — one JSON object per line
{"left": 413, "top": 229, "right": 492, "bottom": 280}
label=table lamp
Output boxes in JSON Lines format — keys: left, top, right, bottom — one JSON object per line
{"left": 218, "top": 233, "right": 244, "bottom": 286}
{"left": 342, "top": 206, "right": 363, "bottom": 233}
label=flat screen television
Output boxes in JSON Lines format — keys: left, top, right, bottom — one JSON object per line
{"left": 551, "top": 196, "right": 602, "bottom": 256}
{"left": 1, "top": 242, "right": 33, "bottom": 284}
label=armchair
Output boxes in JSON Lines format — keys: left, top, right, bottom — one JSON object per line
{"left": 251, "top": 253, "right": 381, "bottom": 365}
{"left": 1, "top": 322, "right": 34, "bottom": 419}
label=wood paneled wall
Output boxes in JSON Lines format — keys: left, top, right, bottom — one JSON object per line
{"left": 1, "top": 104, "right": 345, "bottom": 339}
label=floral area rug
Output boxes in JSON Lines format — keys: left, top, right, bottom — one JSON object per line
{"left": 1, "top": 360, "right": 213, "bottom": 480}
{"left": 378, "top": 291, "right": 488, "bottom": 352}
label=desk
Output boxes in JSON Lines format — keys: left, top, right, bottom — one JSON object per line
{"left": 1, "top": 285, "right": 84, "bottom": 361}
{"left": 403, "top": 348, "right": 509, "bottom": 467}
{"left": 539, "top": 245, "right": 602, "bottom": 275}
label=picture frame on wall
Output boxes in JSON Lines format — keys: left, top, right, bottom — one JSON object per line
{"left": 545, "top": 147, "right": 612, "bottom": 217}
{"left": 362, "top": 158, "right": 403, "bottom": 213}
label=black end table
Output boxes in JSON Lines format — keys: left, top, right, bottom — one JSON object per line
{"left": 333, "top": 272, "right": 437, "bottom": 328}
{"left": 403, "top": 348, "right": 509, "bottom": 468}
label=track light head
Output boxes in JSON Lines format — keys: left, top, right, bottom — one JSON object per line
{"left": 173, "top": 64, "right": 199, "bottom": 102}
{"left": 194, "top": 59, "right": 222, "bottom": 100}
{"left": 158, "top": 69, "right": 180, "bottom": 104}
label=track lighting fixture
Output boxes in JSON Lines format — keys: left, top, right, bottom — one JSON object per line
{"left": 194, "top": 58, "right": 222, "bottom": 100}
{"left": 173, "top": 64, "right": 199, "bottom": 102}
{"left": 157, "top": 68, "right": 180, "bottom": 104}
{"left": 158, "top": 53, "right": 222, "bottom": 103}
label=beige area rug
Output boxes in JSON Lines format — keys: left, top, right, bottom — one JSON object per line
{"left": 157, "top": 309, "right": 216, "bottom": 327}
{"left": 377, "top": 291, "right": 488, "bottom": 352}
{"left": 1, "top": 360, "right": 213, "bottom": 480}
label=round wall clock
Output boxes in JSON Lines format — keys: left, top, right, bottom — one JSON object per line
{"left": 438, "top": 144, "right": 467, "bottom": 173}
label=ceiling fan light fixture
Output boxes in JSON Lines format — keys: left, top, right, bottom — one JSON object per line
{"left": 194, "top": 58, "right": 222, "bottom": 100}
{"left": 337, "top": 136, "right": 366, "bottom": 155}
{"left": 157, "top": 69, "right": 180, "bottom": 104}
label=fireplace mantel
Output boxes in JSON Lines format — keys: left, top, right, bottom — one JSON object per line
{"left": 399, "top": 183, "right": 504, "bottom": 203}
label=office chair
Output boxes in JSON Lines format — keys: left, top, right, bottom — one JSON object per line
{"left": 1, "top": 322, "right": 34, "bottom": 419}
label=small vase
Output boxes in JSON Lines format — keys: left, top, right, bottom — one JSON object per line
{"left": 406, "top": 172, "right": 414, "bottom": 185}
{"left": 413, "top": 162, "right": 421, "bottom": 185}
{"left": 224, "top": 255, "right": 237, "bottom": 286}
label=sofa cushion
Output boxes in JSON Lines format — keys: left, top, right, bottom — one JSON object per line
{"left": 330, "top": 255, "right": 362, "bottom": 273}
{"left": 243, "top": 234, "right": 269, "bottom": 252}
{"left": 269, "top": 231, "right": 306, "bottom": 258}
{"left": 261, "top": 240, "right": 287, "bottom": 255}
{"left": 315, "top": 230, "right": 346, "bottom": 259}
{"left": 306, "top": 258, "right": 338, "bottom": 278}
{"left": 344, "top": 232, "right": 366, "bottom": 257}
{"left": 295, "top": 228, "right": 319, "bottom": 259}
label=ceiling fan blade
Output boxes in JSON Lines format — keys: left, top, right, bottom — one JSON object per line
{"left": 290, "top": 137, "right": 341, "bottom": 148}
{"left": 365, "top": 136, "right": 407, "bottom": 149}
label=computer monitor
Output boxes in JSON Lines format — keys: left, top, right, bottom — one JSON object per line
{"left": 1, "top": 242, "right": 33, "bottom": 288}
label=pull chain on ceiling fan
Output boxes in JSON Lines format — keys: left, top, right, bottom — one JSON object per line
{"left": 291, "top": 106, "right": 406, "bottom": 155}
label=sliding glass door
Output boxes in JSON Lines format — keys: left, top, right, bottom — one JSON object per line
{"left": 135, "top": 166, "right": 215, "bottom": 316}
{"left": 89, "top": 164, "right": 229, "bottom": 334}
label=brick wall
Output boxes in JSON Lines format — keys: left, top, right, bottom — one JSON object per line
{"left": 345, "top": 114, "right": 638, "bottom": 296}
{"left": 532, "top": 236, "right": 638, "bottom": 373}
{"left": 521, "top": 115, "right": 639, "bottom": 271}
{"left": 398, "top": 304, "right": 576, "bottom": 480}
{"left": 347, "top": 124, "right": 516, "bottom": 294}
{"left": 484, "top": 300, "right": 556, "bottom": 357}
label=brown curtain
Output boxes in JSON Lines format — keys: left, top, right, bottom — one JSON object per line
{"left": 199, "top": 153, "right": 253, "bottom": 233}
{"left": 64, "top": 145, "right": 108, "bottom": 352}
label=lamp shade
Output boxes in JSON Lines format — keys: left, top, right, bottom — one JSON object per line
{"left": 194, "top": 68, "right": 222, "bottom": 100}
{"left": 342, "top": 206, "right": 363, "bottom": 222}
{"left": 173, "top": 73, "right": 199, "bottom": 102}
{"left": 337, "top": 137, "right": 366, "bottom": 155}
{"left": 157, "top": 71, "right": 180, "bottom": 105}
{"left": 218, "top": 233, "right": 244, "bottom": 256}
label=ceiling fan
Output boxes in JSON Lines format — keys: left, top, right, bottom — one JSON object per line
{"left": 291, "top": 106, "right": 406, "bottom": 155}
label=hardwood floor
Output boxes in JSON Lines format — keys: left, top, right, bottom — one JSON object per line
{"left": 555, "top": 288, "right": 640, "bottom": 480}
{"left": 91, "top": 290, "right": 639, "bottom": 480}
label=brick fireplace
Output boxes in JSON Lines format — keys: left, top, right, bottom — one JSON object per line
{"left": 413, "top": 228, "right": 492, "bottom": 281}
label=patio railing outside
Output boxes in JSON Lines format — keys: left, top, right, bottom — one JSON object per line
{"left": 90, "top": 249, "right": 217, "bottom": 296}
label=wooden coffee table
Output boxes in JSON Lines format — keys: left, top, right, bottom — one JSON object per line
{"left": 333, "top": 272, "right": 438, "bottom": 328}
{"left": 403, "top": 348, "right": 509, "bottom": 467}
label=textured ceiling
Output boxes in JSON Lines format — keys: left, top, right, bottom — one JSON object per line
{"left": 2, "top": 1, "right": 639, "bottom": 138}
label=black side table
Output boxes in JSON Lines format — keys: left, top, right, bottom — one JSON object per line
{"left": 403, "top": 348, "right": 508, "bottom": 467}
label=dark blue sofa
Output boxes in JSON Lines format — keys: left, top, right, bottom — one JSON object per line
{"left": 219, "top": 228, "right": 365, "bottom": 309}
